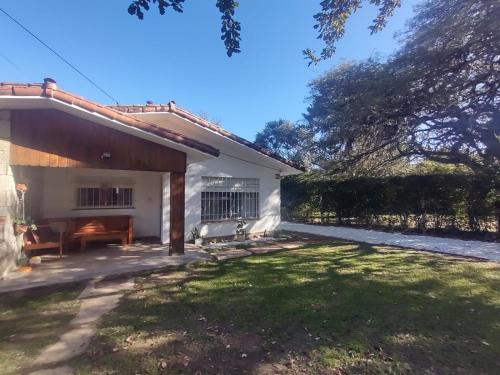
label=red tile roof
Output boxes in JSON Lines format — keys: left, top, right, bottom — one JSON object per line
{"left": 0, "top": 81, "right": 219, "bottom": 157}
{"left": 109, "top": 103, "right": 305, "bottom": 171}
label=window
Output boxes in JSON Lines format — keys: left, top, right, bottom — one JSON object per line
{"left": 77, "top": 187, "right": 133, "bottom": 209}
{"left": 201, "top": 177, "right": 259, "bottom": 222}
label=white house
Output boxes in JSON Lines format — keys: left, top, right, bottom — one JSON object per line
{"left": 0, "top": 78, "right": 302, "bottom": 276}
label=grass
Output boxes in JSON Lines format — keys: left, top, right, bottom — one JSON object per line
{"left": 0, "top": 283, "right": 85, "bottom": 375}
{"left": 72, "top": 239, "right": 500, "bottom": 374}
{"left": 0, "top": 237, "right": 499, "bottom": 374}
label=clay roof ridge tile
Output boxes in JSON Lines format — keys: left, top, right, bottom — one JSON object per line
{"left": 109, "top": 102, "right": 303, "bottom": 171}
{"left": 0, "top": 81, "right": 219, "bottom": 157}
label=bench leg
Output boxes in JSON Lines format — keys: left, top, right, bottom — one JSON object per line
{"left": 81, "top": 238, "right": 87, "bottom": 251}
{"left": 59, "top": 232, "right": 64, "bottom": 259}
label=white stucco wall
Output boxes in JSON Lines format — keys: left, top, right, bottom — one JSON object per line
{"left": 185, "top": 154, "right": 281, "bottom": 239}
{"left": 32, "top": 156, "right": 280, "bottom": 242}
{"left": 9, "top": 154, "right": 282, "bottom": 245}
{"left": 41, "top": 168, "right": 163, "bottom": 238}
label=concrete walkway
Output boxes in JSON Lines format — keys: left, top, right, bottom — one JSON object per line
{"left": 29, "top": 277, "right": 134, "bottom": 375}
{"left": 280, "top": 222, "right": 500, "bottom": 261}
{"left": 0, "top": 242, "right": 211, "bottom": 293}
{"left": 210, "top": 241, "right": 306, "bottom": 261}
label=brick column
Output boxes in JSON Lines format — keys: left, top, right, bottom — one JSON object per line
{"left": 0, "top": 111, "right": 21, "bottom": 277}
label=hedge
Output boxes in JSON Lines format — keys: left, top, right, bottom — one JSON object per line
{"left": 281, "top": 173, "right": 499, "bottom": 237}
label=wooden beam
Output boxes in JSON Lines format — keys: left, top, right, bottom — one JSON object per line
{"left": 10, "top": 109, "right": 187, "bottom": 173}
{"left": 169, "top": 172, "right": 185, "bottom": 254}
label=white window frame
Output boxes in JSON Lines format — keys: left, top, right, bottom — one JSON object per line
{"left": 201, "top": 177, "right": 259, "bottom": 222}
{"left": 76, "top": 185, "right": 134, "bottom": 209}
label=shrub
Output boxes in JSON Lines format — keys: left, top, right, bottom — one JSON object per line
{"left": 282, "top": 173, "right": 499, "bottom": 237}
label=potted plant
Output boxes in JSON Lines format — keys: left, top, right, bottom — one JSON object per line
{"left": 13, "top": 183, "right": 37, "bottom": 235}
{"left": 13, "top": 218, "right": 37, "bottom": 235}
{"left": 29, "top": 256, "right": 42, "bottom": 265}
{"left": 190, "top": 226, "right": 203, "bottom": 246}
{"left": 234, "top": 219, "right": 247, "bottom": 242}
{"left": 13, "top": 218, "right": 29, "bottom": 235}
{"left": 13, "top": 183, "right": 37, "bottom": 273}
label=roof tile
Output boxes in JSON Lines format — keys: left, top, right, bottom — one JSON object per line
{"left": 109, "top": 103, "right": 304, "bottom": 171}
{"left": 0, "top": 82, "right": 219, "bottom": 157}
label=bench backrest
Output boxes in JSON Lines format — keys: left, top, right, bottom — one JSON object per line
{"left": 72, "top": 216, "right": 132, "bottom": 235}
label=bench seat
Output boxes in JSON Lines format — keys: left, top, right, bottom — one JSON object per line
{"left": 63, "top": 215, "right": 133, "bottom": 250}
{"left": 78, "top": 233, "right": 128, "bottom": 250}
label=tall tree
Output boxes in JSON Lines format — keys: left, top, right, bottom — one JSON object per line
{"left": 306, "top": 0, "right": 500, "bottom": 174}
{"left": 394, "top": 0, "right": 500, "bottom": 170}
{"left": 254, "top": 120, "right": 313, "bottom": 168}
{"left": 127, "top": 0, "right": 404, "bottom": 63}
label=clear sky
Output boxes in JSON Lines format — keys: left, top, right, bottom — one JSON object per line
{"left": 0, "top": 0, "right": 421, "bottom": 140}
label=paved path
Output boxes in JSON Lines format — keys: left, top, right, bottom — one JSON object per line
{"left": 280, "top": 222, "right": 500, "bottom": 262}
{"left": 210, "top": 241, "right": 305, "bottom": 261}
{"left": 0, "top": 243, "right": 211, "bottom": 293}
{"left": 29, "top": 278, "right": 134, "bottom": 375}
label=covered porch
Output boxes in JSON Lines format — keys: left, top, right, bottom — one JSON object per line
{"left": 9, "top": 108, "right": 188, "bottom": 255}
{"left": 0, "top": 80, "right": 221, "bottom": 277}
{"left": 0, "top": 242, "right": 211, "bottom": 293}
{"left": 14, "top": 166, "right": 164, "bottom": 247}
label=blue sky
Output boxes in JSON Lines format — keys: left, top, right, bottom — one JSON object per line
{"left": 1, "top": 0, "right": 421, "bottom": 140}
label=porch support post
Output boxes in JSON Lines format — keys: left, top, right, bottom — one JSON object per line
{"left": 169, "top": 172, "right": 185, "bottom": 255}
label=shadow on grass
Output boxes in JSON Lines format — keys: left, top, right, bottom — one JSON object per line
{"left": 0, "top": 282, "right": 85, "bottom": 375}
{"left": 73, "top": 240, "right": 500, "bottom": 374}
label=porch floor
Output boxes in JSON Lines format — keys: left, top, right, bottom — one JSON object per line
{"left": 0, "top": 242, "right": 211, "bottom": 293}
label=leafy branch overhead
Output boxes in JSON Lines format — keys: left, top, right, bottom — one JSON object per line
{"left": 305, "top": 0, "right": 401, "bottom": 65}
{"left": 127, "top": 0, "right": 402, "bottom": 63}
{"left": 128, "top": 0, "right": 241, "bottom": 57}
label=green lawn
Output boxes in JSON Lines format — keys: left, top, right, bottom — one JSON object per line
{"left": 0, "top": 283, "right": 84, "bottom": 375}
{"left": 73, "top": 240, "right": 500, "bottom": 374}
{"left": 1, "top": 239, "right": 499, "bottom": 374}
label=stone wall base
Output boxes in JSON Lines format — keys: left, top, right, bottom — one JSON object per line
{"left": 0, "top": 110, "right": 21, "bottom": 278}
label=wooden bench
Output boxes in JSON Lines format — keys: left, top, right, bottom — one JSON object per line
{"left": 23, "top": 224, "right": 64, "bottom": 258}
{"left": 67, "top": 215, "right": 133, "bottom": 250}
